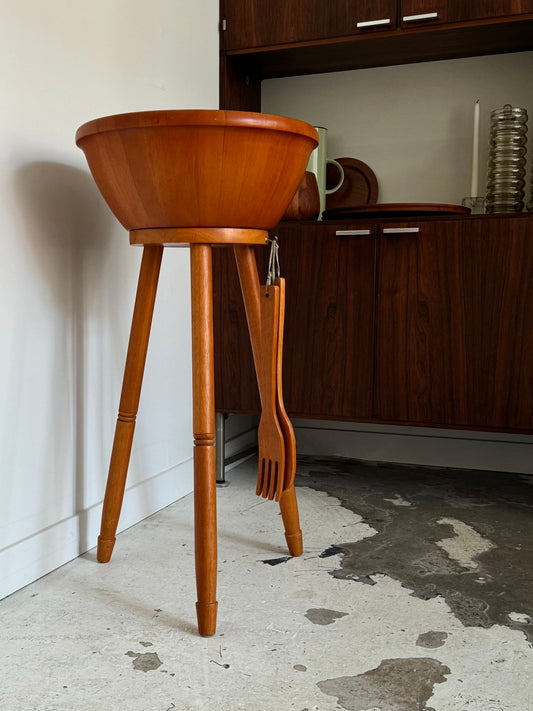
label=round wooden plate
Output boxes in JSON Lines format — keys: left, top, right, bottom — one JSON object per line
{"left": 325, "top": 157, "right": 379, "bottom": 210}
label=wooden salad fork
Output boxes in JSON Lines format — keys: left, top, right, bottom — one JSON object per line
{"left": 256, "top": 283, "right": 285, "bottom": 501}
{"left": 274, "top": 277, "right": 297, "bottom": 491}
{"left": 233, "top": 244, "right": 303, "bottom": 555}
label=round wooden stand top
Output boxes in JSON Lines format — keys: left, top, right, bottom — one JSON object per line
{"left": 129, "top": 227, "right": 268, "bottom": 247}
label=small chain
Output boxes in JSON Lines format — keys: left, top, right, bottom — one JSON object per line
{"left": 265, "top": 235, "right": 280, "bottom": 296}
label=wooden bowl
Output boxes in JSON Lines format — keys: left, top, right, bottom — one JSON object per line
{"left": 282, "top": 171, "right": 320, "bottom": 221}
{"left": 76, "top": 110, "right": 318, "bottom": 231}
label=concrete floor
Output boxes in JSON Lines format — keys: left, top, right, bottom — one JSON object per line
{"left": 1, "top": 457, "right": 532, "bottom": 711}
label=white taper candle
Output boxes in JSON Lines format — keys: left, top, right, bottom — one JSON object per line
{"left": 471, "top": 99, "right": 480, "bottom": 198}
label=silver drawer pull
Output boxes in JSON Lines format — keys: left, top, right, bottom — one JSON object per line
{"left": 402, "top": 12, "right": 438, "bottom": 22}
{"left": 356, "top": 18, "right": 391, "bottom": 28}
{"left": 382, "top": 227, "right": 420, "bottom": 234}
{"left": 336, "top": 229, "right": 372, "bottom": 236}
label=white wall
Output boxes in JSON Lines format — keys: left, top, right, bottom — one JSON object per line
{"left": 262, "top": 51, "right": 533, "bottom": 204}
{"left": 0, "top": 0, "right": 219, "bottom": 599}
{"left": 263, "top": 51, "right": 533, "bottom": 472}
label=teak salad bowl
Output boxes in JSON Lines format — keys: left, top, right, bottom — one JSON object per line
{"left": 75, "top": 109, "right": 318, "bottom": 231}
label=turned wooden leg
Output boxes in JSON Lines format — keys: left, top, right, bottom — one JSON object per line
{"left": 190, "top": 243, "right": 218, "bottom": 636}
{"left": 97, "top": 245, "right": 163, "bottom": 563}
{"left": 234, "top": 245, "right": 303, "bottom": 556}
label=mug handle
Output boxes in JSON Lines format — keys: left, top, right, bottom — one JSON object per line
{"left": 325, "top": 159, "right": 344, "bottom": 195}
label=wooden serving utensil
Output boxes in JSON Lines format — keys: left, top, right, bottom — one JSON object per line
{"left": 274, "top": 277, "right": 297, "bottom": 490}
{"left": 233, "top": 245, "right": 303, "bottom": 555}
{"left": 256, "top": 283, "right": 285, "bottom": 501}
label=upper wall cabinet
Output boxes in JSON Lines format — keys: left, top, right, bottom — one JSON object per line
{"left": 400, "top": 0, "right": 533, "bottom": 27}
{"left": 221, "top": 0, "right": 397, "bottom": 50}
{"left": 221, "top": 0, "right": 533, "bottom": 51}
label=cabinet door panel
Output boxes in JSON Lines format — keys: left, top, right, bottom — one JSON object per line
{"left": 401, "top": 0, "right": 533, "bottom": 27}
{"left": 213, "top": 223, "right": 376, "bottom": 418}
{"left": 280, "top": 223, "right": 376, "bottom": 419}
{"left": 222, "top": 0, "right": 396, "bottom": 50}
{"left": 446, "top": 0, "right": 533, "bottom": 22}
{"left": 461, "top": 218, "right": 533, "bottom": 430}
{"left": 374, "top": 221, "right": 469, "bottom": 425}
{"left": 400, "top": 0, "right": 446, "bottom": 26}
{"left": 375, "top": 217, "right": 533, "bottom": 431}
{"left": 352, "top": 0, "right": 398, "bottom": 32}
{"left": 222, "top": 0, "right": 337, "bottom": 49}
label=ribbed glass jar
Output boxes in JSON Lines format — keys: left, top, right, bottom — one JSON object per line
{"left": 528, "top": 143, "right": 533, "bottom": 211}
{"left": 486, "top": 104, "right": 528, "bottom": 213}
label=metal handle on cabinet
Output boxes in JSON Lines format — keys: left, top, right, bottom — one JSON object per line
{"left": 382, "top": 227, "right": 420, "bottom": 234}
{"left": 402, "top": 12, "right": 438, "bottom": 22}
{"left": 336, "top": 229, "right": 372, "bottom": 236}
{"left": 356, "top": 18, "right": 391, "bottom": 28}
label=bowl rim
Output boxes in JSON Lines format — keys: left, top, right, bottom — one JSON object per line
{"left": 76, "top": 109, "right": 318, "bottom": 146}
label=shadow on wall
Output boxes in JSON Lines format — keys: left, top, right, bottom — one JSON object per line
{"left": 10, "top": 161, "right": 118, "bottom": 552}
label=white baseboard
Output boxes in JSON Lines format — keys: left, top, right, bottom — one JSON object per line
{"left": 224, "top": 420, "right": 257, "bottom": 471}
{"left": 0, "top": 458, "right": 193, "bottom": 601}
{"left": 292, "top": 419, "right": 533, "bottom": 474}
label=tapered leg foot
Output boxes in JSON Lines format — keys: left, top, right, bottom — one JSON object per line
{"left": 196, "top": 601, "right": 218, "bottom": 637}
{"left": 280, "top": 485, "right": 303, "bottom": 557}
{"left": 97, "top": 536, "right": 116, "bottom": 563}
{"left": 285, "top": 530, "right": 303, "bottom": 557}
{"left": 193, "top": 442, "right": 218, "bottom": 636}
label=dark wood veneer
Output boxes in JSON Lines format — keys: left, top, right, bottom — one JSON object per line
{"left": 402, "top": 0, "right": 533, "bottom": 25}
{"left": 213, "top": 244, "right": 265, "bottom": 414}
{"left": 224, "top": 15, "right": 533, "bottom": 81}
{"left": 222, "top": 1, "right": 533, "bottom": 55}
{"left": 374, "top": 216, "right": 533, "bottom": 430}
{"left": 217, "top": 4, "right": 533, "bottom": 433}
{"left": 374, "top": 220, "right": 469, "bottom": 426}
{"left": 280, "top": 225, "right": 375, "bottom": 420}
{"left": 462, "top": 218, "right": 533, "bottom": 430}
{"left": 214, "top": 216, "right": 533, "bottom": 433}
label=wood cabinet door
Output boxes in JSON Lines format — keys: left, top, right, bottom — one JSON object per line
{"left": 221, "top": 0, "right": 397, "bottom": 50}
{"left": 374, "top": 220, "right": 468, "bottom": 426}
{"left": 213, "top": 223, "right": 376, "bottom": 419}
{"left": 399, "top": 0, "right": 446, "bottom": 26}
{"left": 351, "top": 0, "right": 398, "bottom": 33}
{"left": 280, "top": 223, "right": 376, "bottom": 420}
{"left": 400, "top": 0, "right": 533, "bottom": 27}
{"left": 461, "top": 217, "right": 533, "bottom": 430}
{"left": 445, "top": 0, "right": 533, "bottom": 22}
{"left": 374, "top": 217, "right": 533, "bottom": 431}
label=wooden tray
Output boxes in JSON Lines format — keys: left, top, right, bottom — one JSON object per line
{"left": 325, "top": 158, "right": 378, "bottom": 210}
{"left": 322, "top": 202, "right": 471, "bottom": 219}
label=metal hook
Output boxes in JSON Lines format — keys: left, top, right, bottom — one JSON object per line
{"left": 265, "top": 235, "right": 280, "bottom": 296}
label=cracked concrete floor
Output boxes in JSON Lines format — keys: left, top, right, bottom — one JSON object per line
{"left": 1, "top": 457, "right": 532, "bottom": 710}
